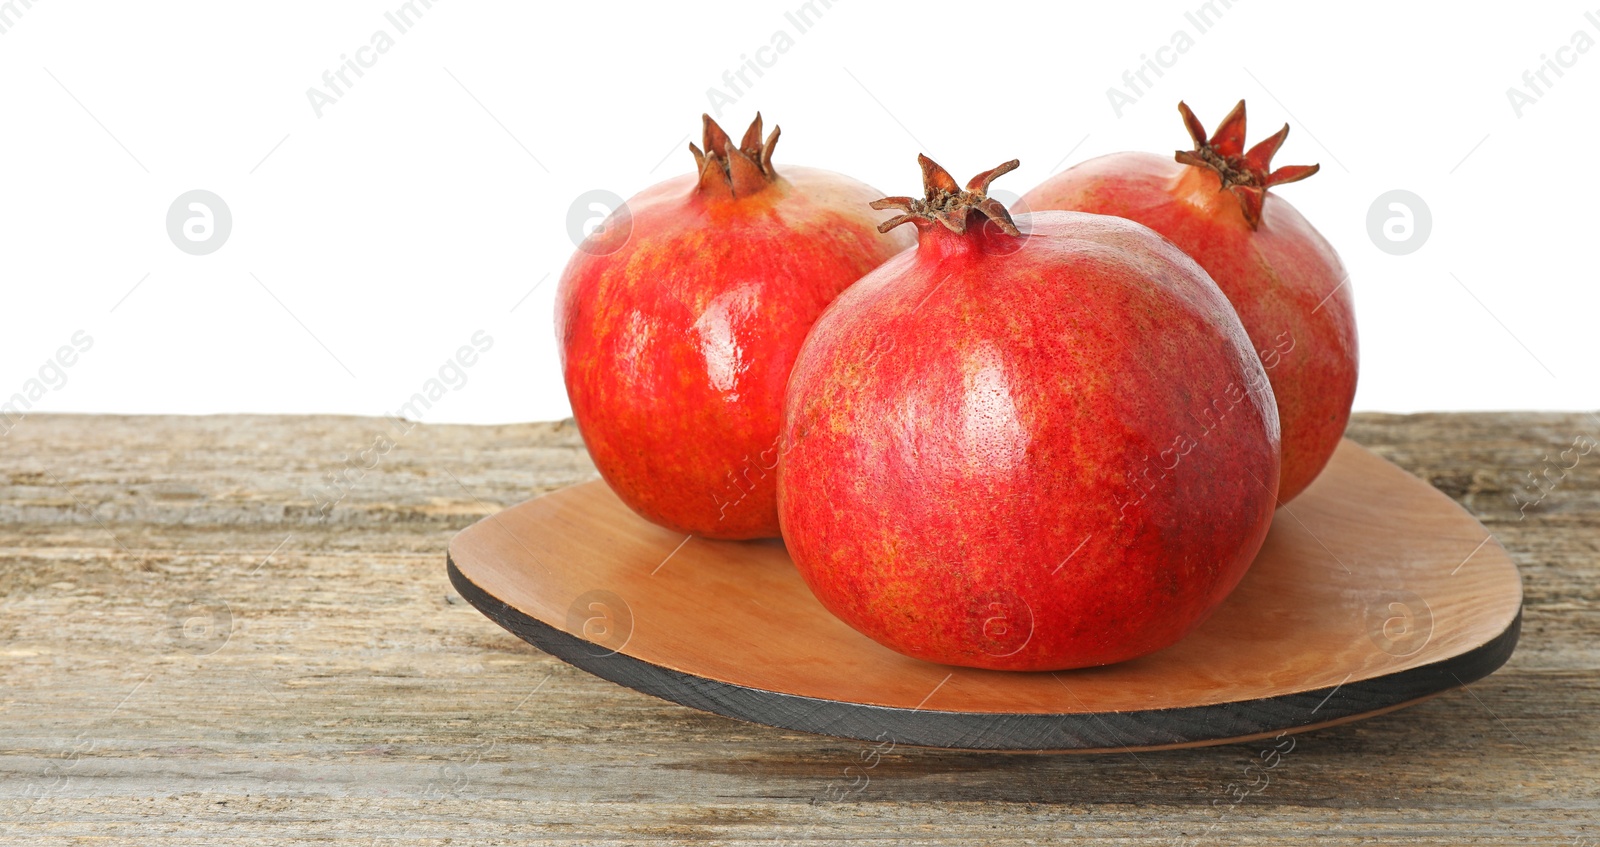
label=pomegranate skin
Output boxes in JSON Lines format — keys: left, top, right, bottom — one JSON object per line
{"left": 1023, "top": 148, "right": 1357, "bottom": 503}
{"left": 558, "top": 155, "right": 912, "bottom": 540}
{"left": 778, "top": 209, "right": 1280, "bottom": 671}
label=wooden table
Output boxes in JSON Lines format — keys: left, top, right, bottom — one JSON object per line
{"left": 2, "top": 412, "right": 1594, "bottom": 844}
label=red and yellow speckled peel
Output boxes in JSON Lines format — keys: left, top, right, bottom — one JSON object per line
{"left": 1023, "top": 100, "right": 1356, "bottom": 503}
{"left": 555, "top": 114, "right": 915, "bottom": 540}
{"left": 777, "top": 155, "right": 1281, "bottom": 671}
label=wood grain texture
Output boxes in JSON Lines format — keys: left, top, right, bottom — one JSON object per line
{"left": 1, "top": 412, "right": 1596, "bottom": 844}
{"left": 445, "top": 442, "right": 1522, "bottom": 750}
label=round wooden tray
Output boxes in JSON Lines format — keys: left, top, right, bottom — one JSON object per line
{"left": 446, "top": 440, "right": 1521, "bottom": 752}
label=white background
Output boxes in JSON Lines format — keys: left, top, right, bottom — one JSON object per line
{"left": 1, "top": 0, "right": 1594, "bottom": 425}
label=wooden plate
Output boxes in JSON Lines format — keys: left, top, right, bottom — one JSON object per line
{"left": 447, "top": 440, "right": 1521, "bottom": 752}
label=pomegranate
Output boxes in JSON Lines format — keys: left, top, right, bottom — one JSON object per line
{"left": 557, "top": 114, "right": 913, "bottom": 539}
{"left": 777, "top": 155, "right": 1280, "bottom": 671}
{"left": 1022, "top": 100, "right": 1356, "bottom": 503}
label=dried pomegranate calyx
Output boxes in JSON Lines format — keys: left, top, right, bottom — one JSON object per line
{"left": 1173, "top": 100, "right": 1319, "bottom": 229}
{"left": 872, "top": 154, "right": 1021, "bottom": 236}
{"left": 689, "top": 113, "right": 781, "bottom": 199}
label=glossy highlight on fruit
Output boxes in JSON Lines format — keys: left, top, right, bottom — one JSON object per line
{"left": 777, "top": 155, "right": 1281, "bottom": 671}
{"left": 557, "top": 114, "right": 914, "bottom": 539}
{"left": 1022, "top": 100, "right": 1356, "bottom": 503}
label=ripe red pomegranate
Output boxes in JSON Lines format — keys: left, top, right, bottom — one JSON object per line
{"left": 1022, "top": 100, "right": 1356, "bottom": 503}
{"left": 777, "top": 155, "right": 1280, "bottom": 671}
{"left": 557, "top": 114, "right": 913, "bottom": 540}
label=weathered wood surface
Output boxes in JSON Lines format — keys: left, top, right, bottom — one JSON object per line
{"left": 0, "top": 412, "right": 1595, "bottom": 844}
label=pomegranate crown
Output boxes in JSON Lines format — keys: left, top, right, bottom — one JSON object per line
{"left": 1174, "top": 100, "right": 1319, "bottom": 229}
{"left": 689, "top": 113, "right": 780, "bottom": 199}
{"left": 871, "top": 155, "right": 1021, "bottom": 237}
